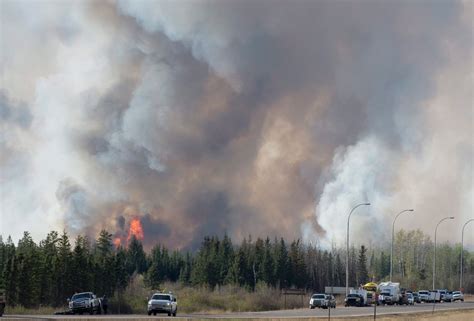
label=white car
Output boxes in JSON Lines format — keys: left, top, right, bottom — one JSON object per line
{"left": 418, "top": 290, "right": 430, "bottom": 302}
{"left": 407, "top": 293, "right": 415, "bottom": 305}
{"left": 147, "top": 292, "right": 177, "bottom": 317}
{"left": 452, "top": 291, "right": 464, "bottom": 302}
{"left": 68, "top": 292, "right": 101, "bottom": 315}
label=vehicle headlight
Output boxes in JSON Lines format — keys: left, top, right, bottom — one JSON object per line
{"left": 166, "top": 302, "right": 171, "bottom": 306}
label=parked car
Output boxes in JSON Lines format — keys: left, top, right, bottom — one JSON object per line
{"left": 309, "top": 294, "right": 335, "bottom": 309}
{"left": 309, "top": 294, "right": 326, "bottom": 309}
{"left": 147, "top": 292, "right": 177, "bottom": 317}
{"left": 443, "top": 291, "right": 453, "bottom": 302}
{"left": 68, "top": 292, "right": 101, "bottom": 315}
{"left": 429, "top": 290, "right": 441, "bottom": 303}
{"left": 398, "top": 290, "right": 410, "bottom": 305}
{"left": 452, "top": 291, "right": 464, "bottom": 302}
{"left": 350, "top": 289, "right": 368, "bottom": 306}
{"left": 407, "top": 292, "right": 415, "bottom": 305}
{"left": 345, "top": 293, "right": 364, "bottom": 307}
{"left": 438, "top": 289, "right": 448, "bottom": 302}
{"left": 418, "top": 290, "right": 430, "bottom": 303}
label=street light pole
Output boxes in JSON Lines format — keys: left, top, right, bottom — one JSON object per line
{"left": 346, "top": 202, "right": 371, "bottom": 297}
{"left": 433, "top": 216, "right": 454, "bottom": 290}
{"left": 390, "top": 209, "right": 414, "bottom": 282}
{"left": 460, "top": 219, "right": 474, "bottom": 290}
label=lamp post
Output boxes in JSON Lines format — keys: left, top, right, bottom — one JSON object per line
{"left": 346, "top": 202, "right": 371, "bottom": 296}
{"left": 433, "top": 216, "right": 454, "bottom": 290}
{"left": 460, "top": 219, "right": 474, "bottom": 290}
{"left": 390, "top": 209, "right": 414, "bottom": 282}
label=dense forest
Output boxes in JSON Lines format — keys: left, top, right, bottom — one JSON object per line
{"left": 0, "top": 229, "right": 472, "bottom": 308}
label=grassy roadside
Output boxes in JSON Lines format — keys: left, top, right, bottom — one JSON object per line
{"left": 4, "top": 279, "right": 306, "bottom": 315}
{"left": 4, "top": 278, "right": 473, "bottom": 316}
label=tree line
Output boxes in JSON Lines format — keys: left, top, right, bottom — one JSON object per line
{"left": 0, "top": 229, "right": 472, "bottom": 308}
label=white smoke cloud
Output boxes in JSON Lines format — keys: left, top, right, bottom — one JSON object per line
{"left": 305, "top": 136, "right": 397, "bottom": 248}
{"left": 0, "top": 0, "right": 472, "bottom": 249}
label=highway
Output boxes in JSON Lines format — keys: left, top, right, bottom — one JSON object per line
{"left": 3, "top": 301, "right": 474, "bottom": 320}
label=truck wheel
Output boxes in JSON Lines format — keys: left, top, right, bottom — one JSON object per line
{"left": 147, "top": 311, "right": 151, "bottom": 316}
{"left": 173, "top": 309, "right": 177, "bottom": 317}
{"left": 168, "top": 312, "right": 171, "bottom": 316}
{"left": 153, "top": 312, "right": 157, "bottom": 316}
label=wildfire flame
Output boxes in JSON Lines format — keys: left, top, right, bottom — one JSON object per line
{"left": 113, "top": 237, "right": 122, "bottom": 248}
{"left": 127, "top": 218, "right": 144, "bottom": 242}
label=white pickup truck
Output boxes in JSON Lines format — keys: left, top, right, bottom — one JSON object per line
{"left": 68, "top": 292, "right": 101, "bottom": 315}
{"left": 418, "top": 290, "right": 430, "bottom": 302}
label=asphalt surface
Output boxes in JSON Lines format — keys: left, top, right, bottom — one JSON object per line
{"left": 3, "top": 301, "right": 474, "bottom": 320}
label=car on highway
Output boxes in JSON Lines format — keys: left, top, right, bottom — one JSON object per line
{"left": 443, "top": 291, "right": 453, "bottom": 302}
{"left": 345, "top": 293, "right": 364, "bottom": 307}
{"left": 407, "top": 292, "right": 415, "bottom": 305}
{"left": 437, "top": 289, "right": 448, "bottom": 302}
{"left": 413, "top": 292, "right": 421, "bottom": 303}
{"left": 309, "top": 293, "right": 336, "bottom": 309}
{"left": 68, "top": 292, "right": 101, "bottom": 315}
{"left": 309, "top": 294, "right": 326, "bottom": 309}
{"left": 147, "top": 292, "right": 177, "bottom": 316}
{"left": 417, "top": 290, "right": 430, "bottom": 302}
{"left": 398, "top": 290, "right": 410, "bottom": 305}
{"left": 429, "top": 290, "right": 441, "bottom": 303}
{"left": 452, "top": 291, "right": 464, "bottom": 302}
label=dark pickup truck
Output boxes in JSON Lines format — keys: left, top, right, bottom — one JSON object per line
{"left": 345, "top": 294, "right": 364, "bottom": 307}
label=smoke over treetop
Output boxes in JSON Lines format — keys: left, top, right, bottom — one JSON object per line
{"left": 0, "top": 0, "right": 472, "bottom": 249}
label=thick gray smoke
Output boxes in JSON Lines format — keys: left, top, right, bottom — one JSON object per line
{"left": 0, "top": 0, "right": 472, "bottom": 249}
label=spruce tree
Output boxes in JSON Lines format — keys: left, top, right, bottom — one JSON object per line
{"left": 357, "top": 245, "right": 369, "bottom": 286}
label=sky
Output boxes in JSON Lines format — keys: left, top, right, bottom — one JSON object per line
{"left": 0, "top": 0, "right": 473, "bottom": 250}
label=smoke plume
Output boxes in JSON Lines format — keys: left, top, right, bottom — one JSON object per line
{"left": 0, "top": 0, "right": 472, "bottom": 249}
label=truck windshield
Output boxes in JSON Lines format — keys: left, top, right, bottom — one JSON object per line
{"left": 312, "top": 294, "right": 325, "bottom": 299}
{"left": 152, "top": 294, "right": 171, "bottom": 301}
{"left": 72, "top": 293, "right": 91, "bottom": 300}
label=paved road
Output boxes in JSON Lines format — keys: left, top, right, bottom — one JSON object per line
{"left": 3, "top": 301, "right": 474, "bottom": 320}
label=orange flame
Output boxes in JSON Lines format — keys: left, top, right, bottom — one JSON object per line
{"left": 127, "top": 218, "right": 144, "bottom": 242}
{"left": 113, "top": 237, "right": 122, "bottom": 248}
